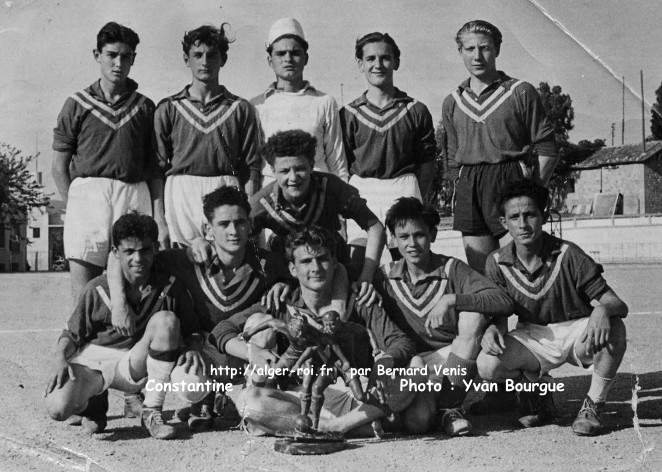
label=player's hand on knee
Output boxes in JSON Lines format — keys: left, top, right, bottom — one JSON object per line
{"left": 481, "top": 325, "right": 506, "bottom": 356}
{"left": 45, "top": 358, "right": 75, "bottom": 396}
{"left": 177, "top": 349, "right": 206, "bottom": 376}
{"left": 188, "top": 237, "right": 214, "bottom": 265}
{"left": 582, "top": 309, "right": 611, "bottom": 353}
{"left": 262, "top": 282, "right": 291, "bottom": 311}
{"left": 424, "top": 295, "right": 454, "bottom": 335}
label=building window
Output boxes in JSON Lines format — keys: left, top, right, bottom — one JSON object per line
{"left": 32, "top": 227, "right": 40, "bottom": 238}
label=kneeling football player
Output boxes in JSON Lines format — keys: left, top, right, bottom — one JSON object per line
{"left": 44, "top": 213, "right": 205, "bottom": 439}
{"left": 477, "top": 180, "right": 627, "bottom": 435}
{"left": 376, "top": 197, "right": 514, "bottom": 436}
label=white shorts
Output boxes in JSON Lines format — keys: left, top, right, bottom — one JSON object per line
{"left": 69, "top": 343, "right": 147, "bottom": 392}
{"left": 419, "top": 345, "right": 453, "bottom": 383}
{"left": 64, "top": 177, "right": 151, "bottom": 267}
{"left": 507, "top": 318, "right": 592, "bottom": 377}
{"left": 164, "top": 174, "right": 240, "bottom": 246}
{"left": 346, "top": 173, "right": 421, "bottom": 262}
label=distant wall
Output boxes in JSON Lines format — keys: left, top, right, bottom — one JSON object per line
{"left": 571, "top": 164, "right": 645, "bottom": 214}
{"left": 434, "top": 216, "right": 662, "bottom": 264}
{"left": 644, "top": 154, "right": 662, "bottom": 213}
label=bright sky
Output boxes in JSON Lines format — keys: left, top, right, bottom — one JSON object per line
{"left": 1, "top": 0, "right": 660, "bottom": 194}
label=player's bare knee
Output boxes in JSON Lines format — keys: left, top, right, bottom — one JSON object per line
{"left": 458, "top": 311, "right": 490, "bottom": 337}
{"left": 477, "top": 352, "right": 501, "bottom": 380}
{"left": 148, "top": 310, "right": 180, "bottom": 334}
{"left": 45, "top": 394, "right": 77, "bottom": 421}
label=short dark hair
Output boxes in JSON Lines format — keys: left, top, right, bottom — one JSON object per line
{"left": 266, "top": 34, "right": 309, "bottom": 54}
{"left": 455, "top": 20, "right": 502, "bottom": 53}
{"left": 285, "top": 226, "right": 336, "bottom": 263}
{"left": 97, "top": 22, "right": 140, "bottom": 52}
{"left": 182, "top": 24, "right": 233, "bottom": 65}
{"left": 385, "top": 197, "right": 440, "bottom": 234}
{"left": 202, "top": 186, "right": 251, "bottom": 222}
{"left": 262, "top": 129, "right": 316, "bottom": 167}
{"left": 498, "top": 180, "right": 549, "bottom": 216}
{"left": 112, "top": 212, "right": 158, "bottom": 247}
{"left": 355, "top": 32, "right": 401, "bottom": 61}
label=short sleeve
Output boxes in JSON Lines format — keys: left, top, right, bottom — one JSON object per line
{"left": 52, "top": 97, "right": 80, "bottom": 153}
{"left": 573, "top": 248, "right": 609, "bottom": 300}
{"left": 517, "top": 83, "right": 557, "bottom": 157}
{"left": 415, "top": 104, "right": 437, "bottom": 164}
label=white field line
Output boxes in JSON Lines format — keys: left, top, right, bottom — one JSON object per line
{"left": 0, "top": 328, "right": 61, "bottom": 334}
{"left": 0, "top": 433, "right": 112, "bottom": 471}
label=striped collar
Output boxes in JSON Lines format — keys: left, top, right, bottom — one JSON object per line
{"left": 496, "top": 233, "right": 564, "bottom": 275}
{"left": 456, "top": 71, "right": 511, "bottom": 99}
{"left": 170, "top": 84, "right": 231, "bottom": 105}
{"left": 386, "top": 254, "right": 449, "bottom": 283}
{"left": 204, "top": 245, "right": 264, "bottom": 286}
{"left": 349, "top": 88, "right": 412, "bottom": 110}
{"left": 263, "top": 81, "right": 316, "bottom": 98}
{"left": 85, "top": 79, "right": 139, "bottom": 108}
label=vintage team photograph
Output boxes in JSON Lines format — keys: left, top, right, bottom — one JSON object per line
{"left": 0, "top": 0, "right": 660, "bottom": 470}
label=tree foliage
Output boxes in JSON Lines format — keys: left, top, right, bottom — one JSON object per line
{"left": 0, "top": 143, "right": 49, "bottom": 227}
{"left": 537, "top": 82, "right": 584, "bottom": 211}
{"left": 538, "top": 82, "right": 574, "bottom": 144}
{"left": 651, "top": 81, "right": 662, "bottom": 139}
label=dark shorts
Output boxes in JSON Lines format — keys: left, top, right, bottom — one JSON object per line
{"left": 452, "top": 160, "right": 525, "bottom": 237}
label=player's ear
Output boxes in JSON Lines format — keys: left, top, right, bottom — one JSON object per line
{"left": 93, "top": 49, "right": 100, "bottom": 62}
{"left": 183, "top": 52, "right": 190, "bottom": 66}
{"left": 110, "top": 244, "right": 119, "bottom": 257}
{"left": 499, "top": 216, "right": 508, "bottom": 232}
{"left": 203, "top": 222, "right": 213, "bottom": 241}
{"left": 288, "top": 261, "right": 297, "bottom": 278}
{"left": 393, "top": 57, "right": 400, "bottom": 71}
{"left": 356, "top": 57, "right": 365, "bottom": 72}
{"left": 429, "top": 226, "right": 437, "bottom": 243}
{"left": 303, "top": 51, "right": 309, "bottom": 66}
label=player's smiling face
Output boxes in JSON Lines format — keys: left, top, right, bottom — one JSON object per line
{"left": 206, "top": 204, "right": 250, "bottom": 256}
{"left": 273, "top": 155, "right": 312, "bottom": 204}
{"left": 113, "top": 237, "right": 156, "bottom": 285}
{"left": 268, "top": 37, "right": 307, "bottom": 83}
{"left": 184, "top": 41, "right": 224, "bottom": 83}
{"left": 358, "top": 41, "right": 398, "bottom": 88}
{"left": 393, "top": 218, "right": 435, "bottom": 267}
{"left": 289, "top": 244, "right": 336, "bottom": 293}
{"left": 459, "top": 32, "right": 498, "bottom": 80}
{"left": 500, "top": 196, "right": 545, "bottom": 248}
{"left": 94, "top": 42, "right": 135, "bottom": 85}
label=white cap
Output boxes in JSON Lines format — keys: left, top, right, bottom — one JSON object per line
{"left": 267, "top": 18, "right": 306, "bottom": 48}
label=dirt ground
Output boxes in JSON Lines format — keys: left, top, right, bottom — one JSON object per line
{"left": 0, "top": 265, "right": 660, "bottom": 472}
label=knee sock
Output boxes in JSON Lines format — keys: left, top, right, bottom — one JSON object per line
{"left": 143, "top": 348, "right": 178, "bottom": 409}
{"left": 441, "top": 352, "right": 477, "bottom": 408}
{"left": 587, "top": 372, "right": 615, "bottom": 404}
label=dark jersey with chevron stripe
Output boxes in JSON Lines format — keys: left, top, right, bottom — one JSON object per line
{"left": 250, "top": 171, "right": 377, "bottom": 252}
{"left": 485, "top": 233, "right": 610, "bottom": 325}
{"left": 377, "top": 253, "right": 513, "bottom": 351}
{"left": 154, "top": 86, "right": 261, "bottom": 185}
{"left": 52, "top": 79, "right": 159, "bottom": 182}
{"left": 59, "top": 271, "right": 198, "bottom": 350}
{"left": 156, "top": 247, "right": 288, "bottom": 333}
{"left": 442, "top": 72, "right": 557, "bottom": 165}
{"left": 340, "top": 89, "right": 436, "bottom": 179}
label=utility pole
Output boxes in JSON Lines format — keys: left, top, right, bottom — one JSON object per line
{"left": 610, "top": 122, "right": 615, "bottom": 146}
{"left": 641, "top": 70, "right": 646, "bottom": 152}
